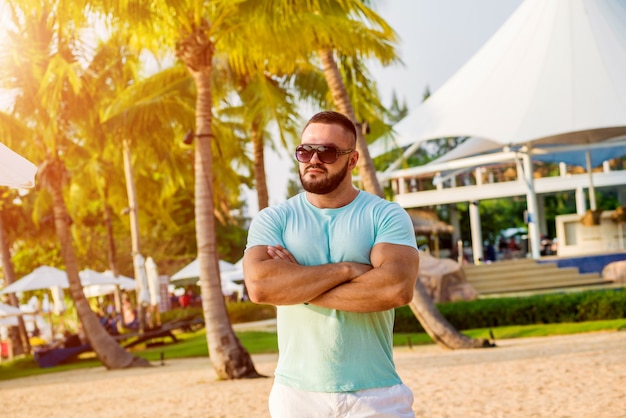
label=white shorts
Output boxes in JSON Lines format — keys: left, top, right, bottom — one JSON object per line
{"left": 268, "top": 381, "right": 415, "bottom": 418}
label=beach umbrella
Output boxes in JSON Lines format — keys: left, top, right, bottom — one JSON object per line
{"left": 170, "top": 258, "right": 244, "bottom": 297}
{"left": 0, "top": 302, "right": 22, "bottom": 318}
{"left": 49, "top": 285, "right": 66, "bottom": 315}
{"left": 0, "top": 303, "right": 41, "bottom": 328}
{"left": 0, "top": 266, "right": 68, "bottom": 294}
{"left": 0, "top": 142, "right": 37, "bottom": 189}
{"left": 134, "top": 254, "right": 151, "bottom": 306}
{"left": 0, "top": 266, "right": 125, "bottom": 295}
{"left": 82, "top": 272, "right": 136, "bottom": 298}
{"left": 145, "top": 257, "right": 161, "bottom": 306}
{"left": 78, "top": 269, "right": 123, "bottom": 287}
{"left": 170, "top": 258, "right": 236, "bottom": 285}
{"left": 145, "top": 257, "right": 162, "bottom": 326}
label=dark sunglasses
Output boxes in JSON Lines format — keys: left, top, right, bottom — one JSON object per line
{"left": 295, "top": 144, "right": 354, "bottom": 164}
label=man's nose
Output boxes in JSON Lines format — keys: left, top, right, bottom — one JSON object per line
{"left": 309, "top": 151, "right": 323, "bottom": 164}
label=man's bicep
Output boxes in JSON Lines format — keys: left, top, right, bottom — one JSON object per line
{"left": 243, "top": 246, "right": 271, "bottom": 275}
{"left": 370, "top": 243, "right": 419, "bottom": 272}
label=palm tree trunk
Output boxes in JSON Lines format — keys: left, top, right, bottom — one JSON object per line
{"left": 122, "top": 139, "right": 147, "bottom": 333}
{"left": 0, "top": 214, "right": 30, "bottom": 355}
{"left": 317, "top": 48, "right": 384, "bottom": 197}
{"left": 102, "top": 183, "right": 122, "bottom": 313}
{"left": 318, "top": 48, "right": 490, "bottom": 350}
{"left": 181, "top": 27, "right": 261, "bottom": 379}
{"left": 41, "top": 158, "right": 150, "bottom": 369}
{"left": 251, "top": 119, "right": 269, "bottom": 210}
{"left": 409, "top": 282, "right": 492, "bottom": 349}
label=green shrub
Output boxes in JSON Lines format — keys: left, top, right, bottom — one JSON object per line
{"left": 394, "top": 288, "right": 626, "bottom": 332}
{"left": 226, "top": 301, "right": 276, "bottom": 323}
{"left": 160, "top": 302, "right": 276, "bottom": 325}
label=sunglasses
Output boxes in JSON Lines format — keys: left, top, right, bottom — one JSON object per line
{"left": 295, "top": 144, "right": 354, "bottom": 164}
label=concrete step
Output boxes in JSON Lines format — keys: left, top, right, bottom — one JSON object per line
{"left": 479, "top": 282, "right": 626, "bottom": 299}
{"left": 466, "top": 267, "right": 600, "bottom": 283}
{"left": 464, "top": 264, "right": 563, "bottom": 281}
{"left": 461, "top": 259, "right": 612, "bottom": 295}
{"left": 470, "top": 274, "right": 611, "bottom": 294}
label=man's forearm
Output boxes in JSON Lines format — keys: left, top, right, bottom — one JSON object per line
{"left": 244, "top": 246, "right": 364, "bottom": 305}
{"left": 308, "top": 268, "right": 417, "bottom": 313}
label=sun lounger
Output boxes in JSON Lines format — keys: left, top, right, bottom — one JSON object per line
{"left": 34, "top": 344, "right": 92, "bottom": 368}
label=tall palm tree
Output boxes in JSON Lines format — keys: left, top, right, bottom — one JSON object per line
{"left": 0, "top": 190, "right": 31, "bottom": 355}
{"left": 227, "top": 70, "right": 301, "bottom": 211}
{"left": 98, "top": 0, "right": 269, "bottom": 379}
{"left": 175, "top": 14, "right": 262, "bottom": 379}
{"left": 1, "top": 0, "right": 151, "bottom": 368}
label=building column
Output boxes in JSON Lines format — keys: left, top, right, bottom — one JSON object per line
{"left": 575, "top": 186, "right": 587, "bottom": 215}
{"left": 521, "top": 152, "right": 541, "bottom": 259}
{"left": 449, "top": 204, "right": 461, "bottom": 239}
{"left": 537, "top": 194, "right": 548, "bottom": 237}
{"left": 469, "top": 200, "right": 484, "bottom": 263}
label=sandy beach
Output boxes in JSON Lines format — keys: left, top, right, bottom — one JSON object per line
{"left": 1, "top": 331, "right": 625, "bottom": 418}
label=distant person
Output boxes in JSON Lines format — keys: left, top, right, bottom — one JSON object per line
{"left": 122, "top": 297, "right": 139, "bottom": 330}
{"left": 179, "top": 288, "right": 194, "bottom": 308}
{"left": 498, "top": 237, "right": 508, "bottom": 254}
{"left": 484, "top": 241, "right": 496, "bottom": 262}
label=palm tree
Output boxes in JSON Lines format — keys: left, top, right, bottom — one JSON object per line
{"left": 0, "top": 190, "right": 31, "bottom": 355}
{"left": 227, "top": 70, "right": 301, "bottom": 211}
{"left": 97, "top": 0, "right": 268, "bottom": 378}
{"left": 175, "top": 14, "right": 262, "bottom": 379}
{"left": 1, "top": 0, "right": 151, "bottom": 368}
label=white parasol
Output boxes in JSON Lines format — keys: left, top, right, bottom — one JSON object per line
{"left": 0, "top": 266, "right": 68, "bottom": 294}
{"left": 81, "top": 271, "right": 136, "bottom": 298}
{"left": 170, "top": 257, "right": 243, "bottom": 296}
{"left": 0, "top": 142, "right": 37, "bottom": 189}
{"left": 133, "top": 254, "right": 151, "bottom": 306}
{"left": 144, "top": 256, "right": 161, "bottom": 306}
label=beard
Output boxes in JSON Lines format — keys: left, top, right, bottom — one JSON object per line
{"left": 299, "top": 161, "right": 350, "bottom": 194}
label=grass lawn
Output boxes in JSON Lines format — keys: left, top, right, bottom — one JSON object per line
{"left": 1, "top": 318, "right": 625, "bottom": 381}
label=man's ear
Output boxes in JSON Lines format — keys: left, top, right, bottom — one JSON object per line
{"left": 349, "top": 151, "right": 359, "bottom": 169}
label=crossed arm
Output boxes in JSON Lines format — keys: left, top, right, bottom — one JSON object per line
{"left": 242, "top": 243, "right": 420, "bottom": 313}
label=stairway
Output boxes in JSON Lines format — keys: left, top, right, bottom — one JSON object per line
{"left": 462, "top": 258, "right": 618, "bottom": 298}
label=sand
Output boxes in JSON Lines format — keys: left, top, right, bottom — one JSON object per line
{"left": 1, "top": 331, "right": 625, "bottom": 418}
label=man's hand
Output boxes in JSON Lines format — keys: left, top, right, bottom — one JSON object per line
{"left": 266, "top": 245, "right": 298, "bottom": 264}
{"left": 307, "top": 243, "right": 419, "bottom": 312}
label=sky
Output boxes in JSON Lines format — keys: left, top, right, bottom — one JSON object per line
{"left": 254, "top": 0, "right": 523, "bottom": 214}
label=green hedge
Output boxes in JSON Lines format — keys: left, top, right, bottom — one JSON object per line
{"left": 161, "top": 290, "right": 626, "bottom": 333}
{"left": 161, "top": 302, "right": 276, "bottom": 325}
{"left": 394, "top": 288, "right": 626, "bottom": 333}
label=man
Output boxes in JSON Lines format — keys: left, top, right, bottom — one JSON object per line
{"left": 243, "top": 111, "right": 420, "bottom": 417}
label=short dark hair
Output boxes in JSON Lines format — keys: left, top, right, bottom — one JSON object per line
{"left": 303, "top": 111, "right": 357, "bottom": 145}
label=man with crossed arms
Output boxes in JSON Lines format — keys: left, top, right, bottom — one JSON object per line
{"left": 244, "top": 111, "right": 420, "bottom": 417}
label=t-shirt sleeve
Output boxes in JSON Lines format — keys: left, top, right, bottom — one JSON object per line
{"left": 245, "top": 207, "right": 285, "bottom": 250}
{"left": 374, "top": 203, "right": 418, "bottom": 249}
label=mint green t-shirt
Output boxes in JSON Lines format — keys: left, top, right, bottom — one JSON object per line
{"left": 245, "top": 191, "right": 417, "bottom": 392}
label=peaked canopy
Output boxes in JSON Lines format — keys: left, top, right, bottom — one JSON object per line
{"left": 0, "top": 142, "right": 37, "bottom": 189}
{"left": 373, "top": 0, "right": 626, "bottom": 158}
{"left": 1, "top": 266, "right": 121, "bottom": 294}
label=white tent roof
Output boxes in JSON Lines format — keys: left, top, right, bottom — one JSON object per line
{"left": 170, "top": 259, "right": 243, "bottom": 296}
{"left": 170, "top": 258, "right": 236, "bottom": 283}
{"left": 372, "top": 0, "right": 626, "bottom": 159}
{"left": 0, "top": 142, "right": 37, "bottom": 189}
{"left": 1, "top": 266, "right": 123, "bottom": 294}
